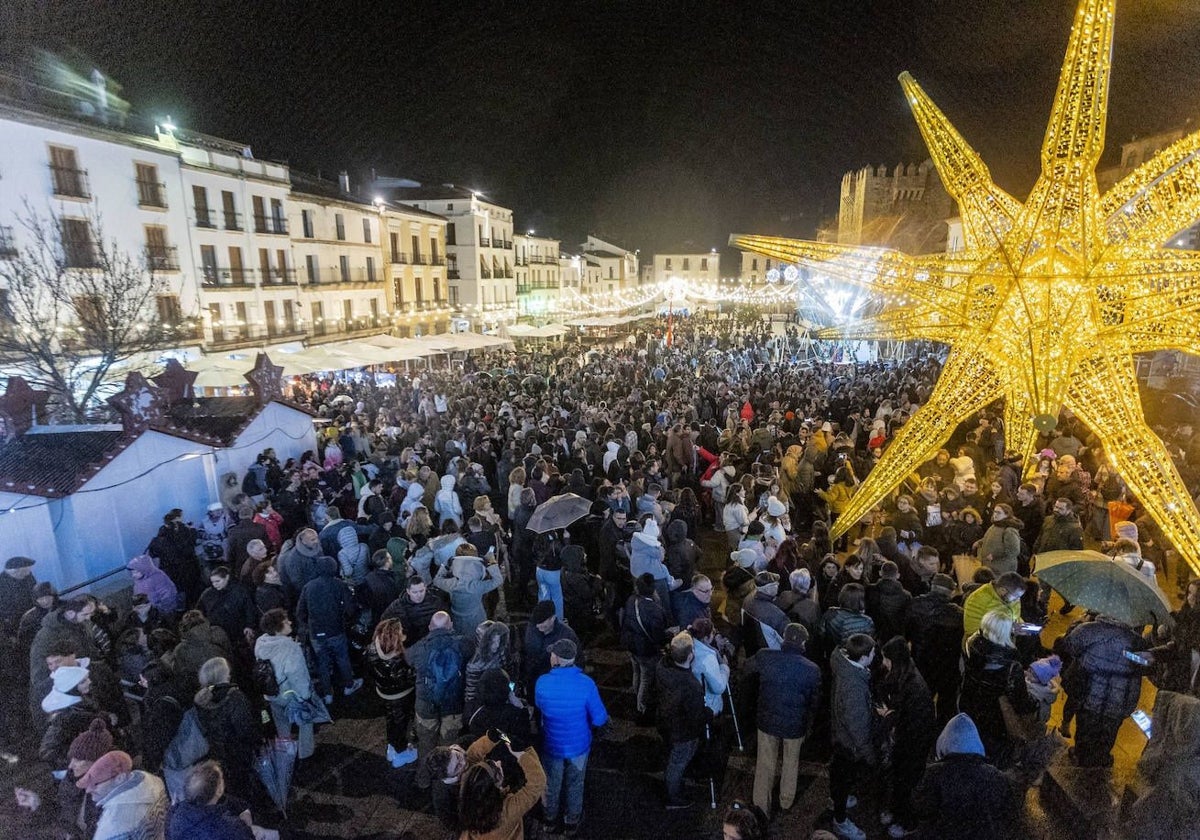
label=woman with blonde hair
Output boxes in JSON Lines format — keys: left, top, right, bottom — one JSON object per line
{"left": 367, "top": 618, "right": 417, "bottom": 767}
{"left": 959, "top": 607, "right": 1037, "bottom": 763}
{"left": 507, "top": 467, "right": 526, "bottom": 520}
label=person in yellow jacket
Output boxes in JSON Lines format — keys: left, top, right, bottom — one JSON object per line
{"left": 816, "top": 466, "right": 858, "bottom": 550}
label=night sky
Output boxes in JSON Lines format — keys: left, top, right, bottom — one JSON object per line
{"left": 4, "top": 0, "right": 1200, "bottom": 267}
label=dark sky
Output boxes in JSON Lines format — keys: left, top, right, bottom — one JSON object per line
{"left": 5, "top": 0, "right": 1200, "bottom": 267}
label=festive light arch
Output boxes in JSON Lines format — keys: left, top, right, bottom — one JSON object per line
{"left": 732, "top": 0, "right": 1200, "bottom": 573}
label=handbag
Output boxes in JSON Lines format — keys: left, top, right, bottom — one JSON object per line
{"left": 284, "top": 690, "right": 332, "bottom": 726}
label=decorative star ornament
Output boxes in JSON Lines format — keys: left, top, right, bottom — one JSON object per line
{"left": 244, "top": 353, "right": 284, "bottom": 405}
{"left": 152, "top": 359, "right": 199, "bottom": 405}
{"left": 732, "top": 0, "right": 1200, "bottom": 572}
{"left": 107, "top": 372, "right": 166, "bottom": 434}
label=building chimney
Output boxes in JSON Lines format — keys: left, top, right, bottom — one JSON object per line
{"left": 338, "top": 171, "right": 351, "bottom": 193}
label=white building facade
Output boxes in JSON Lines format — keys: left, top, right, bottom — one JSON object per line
{"left": 513, "top": 233, "right": 562, "bottom": 318}
{"left": 739, "top": 251, "right": 779, "bottom": 283}
{"left": 652, "top": 251, "right": 720, "bottom": 285}
{"left": 580, "top": 235, "right": 638, "bottom": 297}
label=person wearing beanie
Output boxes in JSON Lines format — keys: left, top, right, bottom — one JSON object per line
{"left": 534, "top": 635, "right": 608, "bottom": 835}
{"left": 742, "top": 572, "right": 789, "bottom": 654}
{"left": 908, "top": 713, "right": 1020, "bottom": 840}
{"left": 79, "top": 750, "right": 168, "bottom": 840}
{"left": 522, "top": 600, "right": 582, "bottom": 696}
{"left": 906, "top": 573, "right": 965, "bottom": 724}
{"left": 630, "top": 517, "right": 680, "bottom": 627}
{"left": 742, "top": 623, "right": 821, "bottom": 813}
{"left": 878, "top": 637, "right": 936, "bottom": 836}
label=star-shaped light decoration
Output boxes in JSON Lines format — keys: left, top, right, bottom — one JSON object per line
{"left": 152, "top": 359, "right": 199, "bottom": 405}
{"left": 732, "top": 0, "right": 1200, "bottom": 573}
{"left": 107, "top": 372, "right": 166, "bottom": 435}
{"left": 0, "top": 376, "right": 50, "bottom": 439}
{"left": 244, "top": 353, "right": 284, "bottom": 406}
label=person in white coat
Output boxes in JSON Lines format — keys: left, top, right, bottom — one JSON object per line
{"left": 255, "top": 608, "right": 316, "bottom": 759}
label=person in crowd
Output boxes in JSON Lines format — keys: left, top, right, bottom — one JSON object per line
{"left": 227, "top": 504, "right": 270, "bottom": 583}
{"left": 251, "top": 560, "right": 287, "bottom": 615}
{"left": 168, "top": 610, "right": 230, "bottom": 690}
{"left": 29, "top": 597, "right": 100, "bottom": 717}
{"left": 381, "top": 575, "right": 449, "bottom": 646}
{"left": 406, "top": 611, "right": 469, "bottom": 789}
{"left": 77, "top": 750, "right": 168, "bottom": 840}
{"left": 432, "top": 545, "right": 504, "bottom": 636}
{"left": 959, "top": 609, "right": 1038, "bottom": 764}
{"left": 866, "top": 561, "right": 911, "bottom": 643}
{"left": 674, "top": 573, "right": 715, "bottom": 631}
{"left": 742, "top": 571, "right": 790, "bottom": 654}
{"left": 878, "top": 636, "right": 936, "bottom": 837}
{"left": 192, "top": 657, "right": 260, "bottom": 799}
{"left": 905, "top": 573, "right": 965, "bottom": 724}
{"left": 255, "top": 608, "right": 316, "bottom": 760}
{"left": 197, "top": 566, "right": 257, "bottom": 652}
{"left": 722, "top": 800, "right": 770, "bottom": 840}
{"left": 165, "top": 760, "right": 255, "bottom": 840}
{"left": 534, "top": 637, "right": 609, "bottom": 836}
{"left": 297, "top": 556, "right": 363, "bottom": 704}
{"left": 962, "top": 572, "right": 1026, "bottom": 641}
{"left": 829, "top": 633, "right": 881, "bottom": 840}
{"left": 465, "top": 668, "right": 532, "bottom": 751}
{"left": 742, "top": 623, "right": 820, "bottom": 814}
{"left": 464, "top": 621, "right": 512, "bottom": 720}
{"left": 656, "top": 632, "right": 710, "bottom": 809}
{"left": 455, "top": 732, "right": 547, "bottom": 840}
{"left": 821, "top": 584, "right": 875, "bottom": 655}
{"left": 621, "top": 574, "right": 670, "bottom": 716}
{"left": 278, "top": 528, "right": 325, "bottom": 607}
{"left": 977, "top": 504, "right": 1022, "bottom": 576}
{"left": 125, "top": 554, "right": 179, "bottom": 616}
{"left": 522, "top": 600, "right": 582, "bottom": 696}
{"left": 147, "top": 510, "right": 203, "bottom": 607}
{"left": 366, "top": 618, "right": 418, "bottom": 767}
{"left": 561, "top": 544, "right": 604, "bottom": 635}
{"left": 1124, "top": 690, "right": 1200, "bottom": 840}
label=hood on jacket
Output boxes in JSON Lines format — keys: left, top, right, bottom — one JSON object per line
{"left": 126, "top": 554, "right": 160, "bottom": 576}
{"left": 404, "top": 483, "right": 424, "bottom": 502}
{"left": 722, "top": 565, "right": 755, "bottom": 595}
{"left": 606, "top": 441, "right": 620, "bottom": 453}
{"left": 451, "top": 554, "right": 485, "bottom": 582}
{"left": 293, "top": 539, "right": 322, "bottom": 559}
{"left": 478, "top": 667, "right": 512, "bottom": 708}
{"left": 336, "top": 526, "right": 360, "bottom": 551}
{"left": 316, "top": 556, "right": 338, "bottom": 578}
{"left": 665, "top": 519, "right": 688, "bottom": 545}
{"left": 936, "top": 712, "right": 986, "bottom": 758}
{"left": 474, "top": 621, "right": 511, "bottom": 664}
{"left": 439, "top": 474, "right": 456, "bottom": 491}
{"left": 632, "top": 530, "right": 661, "bottom": 549}
{"left": 194, "top": 682, "right": 236, "bottom": 710}
{"left": 254, "top": 632, "right": 297, "bottom": 660}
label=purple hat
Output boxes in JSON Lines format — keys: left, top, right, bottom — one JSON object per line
{"left": 1029, "top": 655, "right": 1062, "bottom": 685}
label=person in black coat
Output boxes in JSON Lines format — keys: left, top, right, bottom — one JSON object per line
{"left": 192, "top": 657, "right": 261, "bottom": 800}
{"left": 359, "top": 551, "right": 402, "bottom": 627}
{"left": 905, "top": 574, "right": 965, "bottom": 725}
{"left": 621, "top": 575, "right": 669, "bottom": 715}
{"left": 879, "top": 636, "right": 937, "bottom": 835}
{"left": 655, "top": 632, "right": 710, "bottom": 808}
{"left": 866, "top": 561, "right": 912, "bottom": 643}
{"left": 959, "top": 609, "right": 1037, "bottom": 765}
{"left": 250, "top": 562, "right": 287, "bottom": 617}
{"left": 380, "top": 576, "right": 449, "bottom": 646}
{"left": 197, "top": 567, "right": 257, "bottom": 651}
{"left": 740, "top": 623, "right": 821, "bottom": 813}
{"left": 147, "top": 512, "right": 203, "bottom": 607}
{"left": 139, "top": 661, "right": 189, "bottom": 774}
{"left": 464, "top": 667, "right": 532, "bottom": 750}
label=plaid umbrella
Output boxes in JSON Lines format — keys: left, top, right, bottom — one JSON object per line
{"left": 1034, "top": 550, "right": 1173, "bottom": 628}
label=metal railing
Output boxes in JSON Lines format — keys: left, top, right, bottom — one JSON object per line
{"left": 201, "top": 267, "right": 256, "bottom": 287}
{"left": 253, "top": 214, "right": 289, "bottom": 235}
{"left": 195, "top": 209, "right": 217, "bottom": 229}
{"left": 145, "top": 245, "right": 180, "bottom": 272}
{"left": 136, "top": 179, "right": 168, "bottom": 209}
{"left": 391, "top": 251, "right": 409, "bottom": 265}
{"left": 223, "top": 210, "right": 243, "bottom": 231}
{"left": 50, "top": 164, "right": 90, "bottom": 199}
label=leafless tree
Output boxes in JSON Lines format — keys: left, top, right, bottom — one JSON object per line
{"left": 0, "top": 205, "right": 175, "bottom": 422}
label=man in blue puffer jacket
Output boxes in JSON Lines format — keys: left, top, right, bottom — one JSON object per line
{"left": 534, "top": 637, "right": 608, "bottom": 836}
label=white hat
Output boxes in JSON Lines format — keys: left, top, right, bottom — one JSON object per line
{"left": 722, "top": 465, "right": 737, "bottom": 478}
{"left": 821, "top": 422, "right": 833, "bottom": 433}
{"left": 766, "top": 497, "right": 787, "bottom": 518}
{"left": 642, "top": 519, "right": 660, "bottom": 539}
{"left": 42, "top": 665, "right": 88, "bottom": 713}
{"left": 207, "top": 502, "right": 224, "bottom": 513}
{"left": 730, "top": 548, "right": 759, "bottom": 568}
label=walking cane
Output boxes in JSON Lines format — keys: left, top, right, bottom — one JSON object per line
{"left": 705, "top": 724, "right": 717, "bottom": 810}
{"left": 726, "top": 686, "right": 744, "bottom": 752}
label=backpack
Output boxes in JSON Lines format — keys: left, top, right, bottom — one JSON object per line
{"left": 424, "top": 638, "right": 464, "bottom": 713}
{"left": 242, "top": 470, "right": 263, "bottom": 496}
{"left": 253, "top": 658, "right": 281, "bottom": 696}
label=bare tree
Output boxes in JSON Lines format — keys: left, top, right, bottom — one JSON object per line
{"left": 0, "top": 205, "right": 175, "bottom": 422}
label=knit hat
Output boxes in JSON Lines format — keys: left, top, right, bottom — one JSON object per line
{"left": 547, "top": 638, "right": 577, "bottom": 662}
{"left": 69, "top": 718, "right": 114, "bottom": 763}
{"left": 1114, "top": 521, "right": 1138, "bottom": 542}
{"left": 730, "top": 548, "right": 758, "bottom": 568}
{"left": 722, "top": 465, "right": 736, "bottom": 478}
{"left": 1029, "top": 655, "right": 1063, "bottom": 685}
{"left": 4, "top": 556, "right": 34, "bottom": 570}
{"left": 530, "top": 600, "right": 556, "bottom": 624}
{"left": 936, "top": 713, "right": 985, "bottom": 758}
{"left": 930, "top": 573, "right": 955, "bottom": 593}
{"left": 76, "top": 750, "right": 133, "bottom": 791}
{"left": 766, "top": 497, "right": 787, "bottom": 518}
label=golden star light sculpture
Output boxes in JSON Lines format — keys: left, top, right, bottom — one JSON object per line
{"left": 731, "top": 0, "right": 1200, "bottom": 573}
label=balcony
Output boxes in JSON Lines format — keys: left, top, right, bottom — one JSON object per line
{"left": 479, "top": 237, "right": 491, "bottom": 247}
{"left": 201, "top": 267, "right": 256, "bottom": 288}
{"left": 223, "top": 211, "right": 243, "bottom": 232}
{"left": 253, "top": 215, "right": 289, "bottom": 235}
{"left": 502, "top": 240, "right": 513, "bottom": 250}
{"left": 391, "top": 251, "right": 409, "bottom": 265}
{"left": 448, "top": 268, "right": 461, "bottom": 279}
{"left": 145, "top": 245, "right": 180, "bottom": 272}
{"left": 480, "top": 267, "right": 492, "bottom": 279}
{"left": 411, "top": 253, "right": 428, "bottom": 265}
{"left": 64, "top": 245, "right": 101, "bottom": 269}
{"left": 0, "top": 226, "right": 16, "bottom": 259}
{"left": 50, "top": 164, "right": 90, "bottom": 199}
{"left": 195, "top": 209, "right": 217, "bottom": 229}
{"left": 430, "top": 256, "right": 445, "bottom": 266}
{"left": 262, "top": 267, "right": 298, "bottom": 286}
{"left": 308, "top": 266, "right": 378, "bottom": 286}
{"left": 136, "top": 179, "right": 168, "bottom": 209}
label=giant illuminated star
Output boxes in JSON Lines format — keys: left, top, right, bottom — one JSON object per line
{"left": 732, "top": 0, "right": 1200, "bottom": 572}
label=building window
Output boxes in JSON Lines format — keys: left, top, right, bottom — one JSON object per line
{"left": 200, "top": 245, "right": 218, "bottom": 283}
{"left": 193, "top": 186, "right": 213, "bottom": 227}
{"left": 433, "top": 277, "right": 441, "bottom": 301}
{"left": 415, "top": 277, "right": 424, "bottom": 302}
{"left": 665, "top": 258, "right": 672, "bottom": 270}
{"left": 343, "top": 299, "right": 353, "bottom": 324}
{"left": 156, "top": 295, "right": 182, "bottom": 325}
{"left": 446, "top": 223, "right": 456, "bottom": 246}
{"left": 302, "top": 210, "right": 314, "bottom": 238}
{"left": 221, "top": 191, "right": 240, "bottom": 230}
{"left": 60, "top": 218, "right": 97, "bottom": 267}
{"left": 411, "top": 235, "right": 421, "bottom": 263}
{"left": 394, "top": 276, "right": 405, "bottom": 305}
{"left": 751, "top": 258, "right": 758, "bottom": 271}
{"left": 366, "top": 257, "right": 376, "bottom": 283}
{"left": 335, "top": 214, "right": 346, "bottom": 241}
{"left": 390, "top": 232, "right": 402, "bottom": 263}
{"left": 682, "top": 258, "right": 690, "bottom": 271}
{"left": 49, "top": 146, "right": 89, "bottom": 198}
{"left": 449, "top": 286, "right": 459, "bottom": 305}
{"left": 370, "top": 298, "right": 379, "bottom": 322}
{"left": 700, "top": 258, "right": 708, "bottom": 270}
{"left": 305, "top": 254, "right": 319, "bottom": 283}
{"left": 144, "top": 225, "right": 176, "bottom": 271}
{"left": 362, "top": 218, "right": 372, "bottom": 243}
{"left": 608, "top": 266, "right": 614, "bottom": 280}
{"left": 135, "top": 163, "right": 166, "bottom": 208}
{"left": 339, "top": 255, "right": 351, "bottom": 283}
{"left": 270, "top": 199, "right": 286, "bottom": 233}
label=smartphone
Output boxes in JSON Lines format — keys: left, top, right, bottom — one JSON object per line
{"left": 1131, "top": 709, "right": 1152, "bottom": 738}
{"left": 1016, "top": 622, "right": 1043, "bottom": 635}
{"left": 508, "top": 682, "right": 516, "bottom": 692}
{"left": 1123, "top": 650, "right": 1151, "bottom": 666}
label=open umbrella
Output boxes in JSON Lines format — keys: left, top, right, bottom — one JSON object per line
{"left": 1034, "top": 550, "right": 1173, "bottom": 628}
{"left": 527, "top": 493, "right": 592, "bottom": 534}
{"left": 329, "top": 394, "right": 354, "bottom": 406}
{"left": 522, "top": 375, "right": 547, "bottom": 392}
{"left": 254, "top": 737, "right": 298, "bottom": 816}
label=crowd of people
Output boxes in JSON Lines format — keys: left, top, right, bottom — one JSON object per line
{"left": 1, "top": 311, "right": 1199, "bottom": 840}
